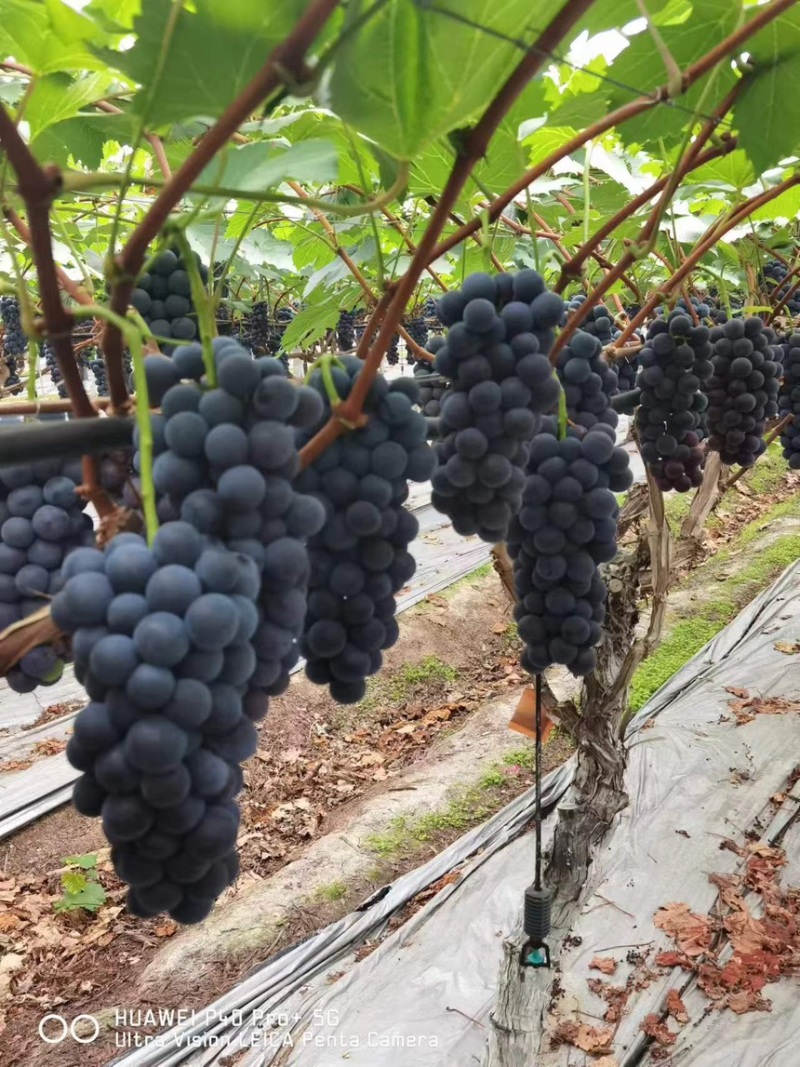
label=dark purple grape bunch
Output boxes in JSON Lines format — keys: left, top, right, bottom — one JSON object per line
{"left": 509, "top": 427, "right": 623, "bottom": 678}
{"left": 386, "top": 332, "right": 400, "bottom": 366}
{"left": 133, "top": 249, "right": 206, "bottom": 354}
{"left": 779, "top": 334, "right": 800, "bottom": 469}
{"left": 553, "top": 329, "right": 619, "bottom": 427}
{"left": 564, "top": 295, "right": 615, "bottom": 347}
{"left": 403, "top": 314, "right": 429, "bottom": 366}
{"left": 0, "top": 295, "right": 26, "bottom": 385}
{"left": 243, "top": 301, "right": 274, "bottom": 355}
{"left": 413, "top": 361, "right": 446, "bottom": 416}
{"left": 294, "top": 356, "right": 435, "bottom": 703}
{"left": 634, "top": 313, "right": 713, "bottom": 492}
{"left": 706, "top": 317, "right": 780, "bottom": 467}
{"left": 429, "top": 270, "right": 564, "bottom": 542}
{"left": 53, "top": 525, "right": 257, "bottom": 925}
{"left": 139, "top": 338, "right": 326, "bottom": 710}
{"left": 336, "top": 310, "right": 357, "bottom": 352}
{"left": 0, "top": 456, "right": 95, "bottom": 692}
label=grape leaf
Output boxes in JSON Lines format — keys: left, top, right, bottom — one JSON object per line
{"left": 196, "top": 140, "right": 339, "bottom": 197}
{"left": 98, "top": 0, "right": 316, "bottom": 125}
{"left": 32, "top": 112, "right": 134, "bottom": 169}
{"left": 0, "top": 0, "right": 109, "bottom": 74}
{"left": 733, "top": 8, "right": 800, "bottom": 175}
{"left": 330, "top": 0, "right": 562, "bottom": 159}
{"left": 280, "top": 290, "right": 358, "bottom": 353}
{"left": 25, "top": 71, "right": 115, "bottom": 139}
{"left": 63, "top": 853, "right": 99, "bottom": 869}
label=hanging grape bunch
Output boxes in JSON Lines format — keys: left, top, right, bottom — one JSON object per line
{"left": 779, "top": 333, "right": 800, "bottom": 469}
{"left": 0, "top": 457, "right": 95, "bottom": 692}
{"left": 0, "top": 295, "right": 26, "bottom": 386}
{"left": 132, "top": 249, "right": 206, "bottom": 353}
{"left": 53, "top": 527, "right": 256, "bottom": 925}
{"left": 42, "top": 339, "right": 68, "bottom": 398}
{"left": 706, "top": 318, "right": 780, "bottom": 467}
{"left": 336, "top": 310, "right": 357, "bottom": 352}
{"left": 634, "top": 313, "right": 713, "bottom": 492}
{"left": 508, "top": 322, "right": 631, "bottom": 678}
{"left": 564, "top": 295, "right": 615, "bottom": 349}
{"left": 413, "top": 359, "right": 447, "bottom": 416}
{"left": 295, "top": 357, "right": 435, "bottom": 703}
{"left": 57, "top": 338, "right": 328, "bottom": 924}
{"left": 429, "top": 269, "right": 564, "bottom": 542}
{"left": 140, "top": 338, "right": 327, "bottom": 707}
{"left": 403, "top": 312, "right": 430, "bottom": 366}
{"left": 243, "top": 301, "right": 273, "bottom": 355}
{"left": 554, "top": 329, "right": 619, "bottom": 429}
{"left": 386, "top": 332, "right": 400, "bottom": 366}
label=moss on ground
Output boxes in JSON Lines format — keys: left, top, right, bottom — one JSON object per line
{"left": 364, "top": 746, "right": 537, "bottom": 859}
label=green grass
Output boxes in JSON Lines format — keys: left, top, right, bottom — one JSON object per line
{"left": 314, "top": 880, "right": 348, "bottom": 903}
{"left": 364, "top": 747, "right": 536, "bottom": 859}
{"left": 629, "top": 527, "right": 800, "bottom": 713}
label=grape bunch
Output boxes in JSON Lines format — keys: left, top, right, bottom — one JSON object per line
{"left": 616, "top": 352, "right": 639, "bottom": 392}
{"left": 554, "top": 329, "right": 619, "bottom": 428}
{"left": 564, "top": 296, "right": 615, "bottom": 348}
{"left": 336, "top": 310, "right": 357, "bottom": 352}
{"left": 509, "top": 424, "right": 629, "bottom": 678}
{"left": 0, "top": 457, "right": 95, "bottom": 692}
{"left": 403, "top": 315, "right": 430, "bottom": 365}
{"left": 656, "top": 295, "right": 711, "bottom": 322}
{"left": 429, "top": 270, "right": 563, "bottom": 542}
{"left": 706, "top": 317, "right": 781, "bottom": 467}
{"left": 386, "top": 333, "right": 400, "bottom": 366}
{"left": 413, "top": 361, "right": 447, "bottom": 417}
{"left": 242, "top": 302, "right": 276, "bottom": 355}
{"left": 634, "top": 314, "right": 713, "bottom": 492}
{"left": 294, "top": 357, "right": 435, "bottom": 703}
{"left": 779, "top": 334, "right": 800, "bottom": 469}
{"left": 52, "top": 526, "right": 257, "bottom": 924}
{"left": 133, "top": 250, "right": 207, "bottom": 353}
{"left": 141, "top": 337, "right": 326, "bottom": 709}
{"left": 0, "top": 295, "right": 26, "bottom": 385}
{"left": 41, "top": 340, "right": 68, "bottom": 398}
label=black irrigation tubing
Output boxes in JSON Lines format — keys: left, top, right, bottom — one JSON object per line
{"left": 415, "top": 0, "right": 735, "bottom": 132}
{"left": 0, "top": 416, "right": 135, "bottom": 466}
{"left": 0, "top": 414, "right": 445, "bottom": 465}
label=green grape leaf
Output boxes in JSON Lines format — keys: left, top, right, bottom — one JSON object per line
{"left": 61, "top": 872, "right": 89, "bottom": 895}
{"left": 329, "top": 0, "right": 562, "bottom": 159}
{"left": 280, "top": 290, "right": 357, "bottom": 352}
{"left": 63, "top": 853, "right": 99, "bottom": 869}
{"left": 196, "top": 140, "right": 339, "bottom": 197}
{"left": 57, "top": 881, "right": 107, "bottom": 913}
{"left": 733, "top": 8, "right": 800, "bottom": 175}
{"left": 98, "top": 0, "right": 317, "bottom": 125}
{"left": 749, "top": 184, "right": 800, "bottom": 223}
{"left": 0, "top": 0, "right": 110, "bottom": 74}
{"left": 25, "top": 71, "right": 115, "bottom": 139}
{"left": 32, "top": 113, "right": 134, "bottom": 169}
{"left": 607, "top": 0, "right": 741, "bottom": 147}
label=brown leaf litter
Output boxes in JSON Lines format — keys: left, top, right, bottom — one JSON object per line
{"left": 723, "top": 687, "right": 800, "bottom": 725}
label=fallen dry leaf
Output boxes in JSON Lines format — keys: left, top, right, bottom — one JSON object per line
{"left": 655, "top": 950, "right": 693, "bottom": 970}
{"left": 724, "top": 909, "right": 768, "bottom": 955}
{"left": 666, "top": 988, "right": 689, "bottom": 1024}
{"left": 725, "top": 686, "right": 750, "bottom": 699}
{"left": 594, "top": 1059, "right": 619, "bottom": 1067}
{"left": 589, "top": 956, "right": 618, "bottom": 975}
{"left": 728, "top": 990, "right": 772, "bottom": 1014}
{"left": 774, "top": 641, "right": 800, "bottom": 655}
{"left": 641, "top": 1013, "right": 677, "bottom": 1046}
{"left": 654, "top": 902, "right": 714, "bottom": 957}
{"left": 553, "top": 1020, "right": 614, "bottom": 1054}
